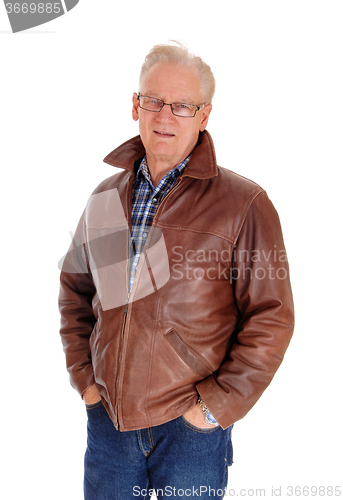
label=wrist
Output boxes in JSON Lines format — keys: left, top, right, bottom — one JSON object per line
{"left": 82, "top": 384, "right": 101, "bottom": 405}
{"left": 197, "top": 396, "right": 218, "bottom": 426}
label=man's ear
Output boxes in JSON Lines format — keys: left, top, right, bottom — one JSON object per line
{"left": 132, "top": 93, "right": 139, "bottom": 121}
{"left": 199, "top": 104, "right": 212, "bottom": 132}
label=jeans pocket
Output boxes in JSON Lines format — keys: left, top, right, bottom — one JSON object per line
{"left": 179, "top": 415, "right": 221, "bottom": 433}
{"left": 85, "top": 400, "right": 103, "bottom": 410}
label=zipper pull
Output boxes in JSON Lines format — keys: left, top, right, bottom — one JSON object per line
{"left": 123, "top": 292, "right": 130, "bottom": 313}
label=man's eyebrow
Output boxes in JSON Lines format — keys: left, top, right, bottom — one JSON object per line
{"left": 143, "top": 92, "right": 196, "bottom": 104}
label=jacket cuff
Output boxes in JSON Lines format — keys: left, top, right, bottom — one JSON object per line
{"left": 70, "top": 366, "right": 95, "bottom": 399}
{"left": 196, "top": 377, "right": 234, "bottom": 430}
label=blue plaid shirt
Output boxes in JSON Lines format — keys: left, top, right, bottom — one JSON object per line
{"left": 129, "top": 155, "right": 191, "bottom": 291}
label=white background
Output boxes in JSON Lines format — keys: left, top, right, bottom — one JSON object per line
{"left": 1, "top": 1, "right": 342, "bottom": 498}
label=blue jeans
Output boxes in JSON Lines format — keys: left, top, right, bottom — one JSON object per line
{"left": 84, "top": 401, "right": 233, "bottom": 499}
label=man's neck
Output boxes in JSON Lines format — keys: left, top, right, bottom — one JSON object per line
{"left": 146, "top": 157, "right": 180, "bottom": 187}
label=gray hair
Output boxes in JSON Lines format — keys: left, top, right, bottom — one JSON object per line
{"left": 138, "top": 41, "right": 216, "bottom": 104}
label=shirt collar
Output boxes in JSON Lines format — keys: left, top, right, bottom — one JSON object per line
{"left": 136, "top": 155, "right": 191, "bottom": 188}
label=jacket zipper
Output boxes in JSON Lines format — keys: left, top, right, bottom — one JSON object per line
{"left": 114, "top": 173, "right": 134, "bottom": 430}
{"left": 115, "top": 174, "right": 183, "bottom": 429}
{"left": 152, "top": 176, "right": 183, "bottom": 223}
{"left": 144, "top": 177, "right": 184, "bottom": 291}
{"left": 115, "top": 292, "right": 129, "bottom": 430}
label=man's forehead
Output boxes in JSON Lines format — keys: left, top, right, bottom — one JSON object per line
{"left": 141, "top": 63, "right": 202, "bottom": 104}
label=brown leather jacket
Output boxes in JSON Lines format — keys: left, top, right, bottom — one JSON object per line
{"left": 59, "top": 130, "right": 294, "bottom": 431}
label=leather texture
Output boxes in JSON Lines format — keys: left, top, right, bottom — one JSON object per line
{"left": 59, "top": 130, "right": 294, "bottom": 431}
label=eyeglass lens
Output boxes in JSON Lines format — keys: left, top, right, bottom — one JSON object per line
{"left": 139, "top": 96, "right": 197, "bottom": 117}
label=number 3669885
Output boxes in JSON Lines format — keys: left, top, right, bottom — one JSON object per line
{"left": 5, "top": 3, "right": 62, "bottom": 14}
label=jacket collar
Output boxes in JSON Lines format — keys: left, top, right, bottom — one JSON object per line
{"left": 103, "top": 130, "right": 218, "bottom": 180}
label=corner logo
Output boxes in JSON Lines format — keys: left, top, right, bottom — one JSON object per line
{"left": 3, "top": 0, "right": 79, "bottom": 33}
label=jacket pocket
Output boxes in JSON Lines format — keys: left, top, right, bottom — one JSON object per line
{"left": 164, "top": 328, "right": 213, "bottom": 379}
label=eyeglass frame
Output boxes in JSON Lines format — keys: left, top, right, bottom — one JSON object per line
{"left": 136, "top": 94, "right": 206, "bottom": 118}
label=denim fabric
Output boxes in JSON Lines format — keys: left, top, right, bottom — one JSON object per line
{"left": 84, "top": 401, "right": 233, "bottom": 500}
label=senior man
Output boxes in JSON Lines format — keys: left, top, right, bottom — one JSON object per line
{"left": 59, "top": 42, "right": 294, "bottom": 500}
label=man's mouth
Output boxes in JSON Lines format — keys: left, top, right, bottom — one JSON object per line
{"left": 154, "top": 130, "right": 175, "bottom": 137}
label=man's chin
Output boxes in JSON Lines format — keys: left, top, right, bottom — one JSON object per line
{"left": 148, "top": 145, "right": 178, "bottom": 161}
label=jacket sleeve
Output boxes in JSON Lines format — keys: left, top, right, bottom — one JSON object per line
{"left": 58, "top": 210, "right": 97, "bottom": 397}
{"left": 196, "top": 191, "right": 295, "bottom": 429}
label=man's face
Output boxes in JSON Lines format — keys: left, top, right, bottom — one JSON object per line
{"left": 132, "top": 62, "right": 212, "bottom": 170}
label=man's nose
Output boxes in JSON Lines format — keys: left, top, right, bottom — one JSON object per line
{"left": 157, "top": 103, "right": 175, "bottom": 120}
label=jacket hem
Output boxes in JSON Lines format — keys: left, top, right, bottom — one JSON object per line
{"left": 110, "top": 395, "right": 198, "bottom": 432}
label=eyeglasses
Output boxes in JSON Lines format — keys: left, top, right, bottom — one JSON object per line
{"left": 137, "top": 94, "right": 205, "bottom": 118}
